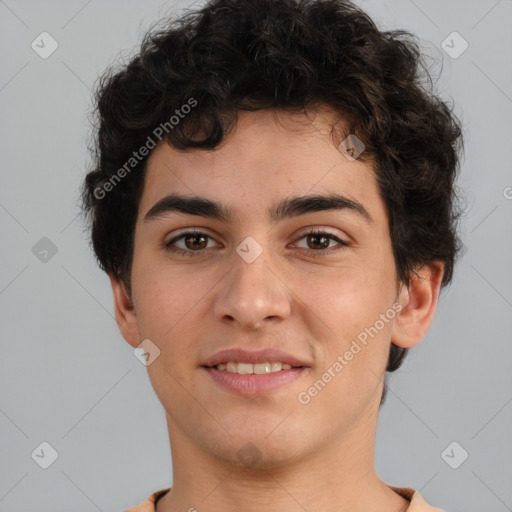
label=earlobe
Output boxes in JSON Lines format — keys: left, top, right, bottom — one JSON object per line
{"left": 109, "top": 273, "right": 141, "bottom": 348}
{"left": 391, "top": 262, "right": 444, "bottom": 349}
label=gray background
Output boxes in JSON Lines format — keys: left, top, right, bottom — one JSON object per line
{"left": 1, "top": 0, "right": 511, "bottom": 511}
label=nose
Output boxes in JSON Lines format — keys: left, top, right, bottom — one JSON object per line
{"left": 213, "top": 244, "right": 291, "bottom": 330}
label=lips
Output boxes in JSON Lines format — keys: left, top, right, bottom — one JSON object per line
{"left": 201, "top": 347, "right": 310, "bottom": 368}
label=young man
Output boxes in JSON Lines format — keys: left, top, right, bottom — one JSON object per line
{"left": 81, "top": 0, "right": 463, "bottom": 510}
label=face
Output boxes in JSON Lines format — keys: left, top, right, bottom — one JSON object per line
{"left": 115, "top": 107, "right": 421, "bottom": 469}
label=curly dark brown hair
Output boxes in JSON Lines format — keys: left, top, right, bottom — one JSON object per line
{"left": 81, "top": 0, "right": 464, "bottom": 393}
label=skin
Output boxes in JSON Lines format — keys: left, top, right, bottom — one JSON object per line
{"left": 110, "top": 107, "right": 444, "bottom": 512}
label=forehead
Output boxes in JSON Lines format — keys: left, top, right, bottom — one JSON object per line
{"left": 138, "top": 108, "right": 384, "bottom": 224}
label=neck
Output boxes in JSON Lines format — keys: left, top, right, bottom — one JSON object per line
{"left": 156, "top": 409, "right": 409, "bottom": 512}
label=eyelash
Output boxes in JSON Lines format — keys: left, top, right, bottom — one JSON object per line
{"left": 164, "top": 228, "right": 350, "bottom": 258}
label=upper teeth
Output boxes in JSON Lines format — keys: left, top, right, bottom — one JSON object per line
{"left": 215, "top": 362, "right": 294, "bottom": 374}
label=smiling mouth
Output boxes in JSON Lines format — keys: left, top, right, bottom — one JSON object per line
{"left": 202, "top": 363, "right": 307, "bottom": 395}
{"left": 203, "top": 361, "right": 303, "bottom": 374}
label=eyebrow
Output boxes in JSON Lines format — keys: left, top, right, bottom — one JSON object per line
{"left": 143, "top": 193, "right": 373, "bottom": 225}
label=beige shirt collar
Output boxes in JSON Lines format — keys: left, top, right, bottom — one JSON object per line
{"left": 125, "top": 486, "right": 446, "bottom": 512}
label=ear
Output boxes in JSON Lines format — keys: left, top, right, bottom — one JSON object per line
{"left": 109, "top": 273, "right": 141, "bottom": 348}
{"left": 391, "top": 262, "right": 444, "bottom": 348}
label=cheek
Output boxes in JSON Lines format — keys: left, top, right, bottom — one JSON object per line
{"left": 301, "top": 261, "right": 394, "bottom": 332}
{"left": 299, "top": 298, "right": 393, "bottom": 424}
{"left": 299, "top": 252, "right": 397, "bottom": 383}
{"left": 131, "top": 236, "right": 204, "bottom": 317}
{"left": 136, "top": 276, "right": 200, "bottom": 338}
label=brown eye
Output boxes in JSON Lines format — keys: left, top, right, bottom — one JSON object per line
{"left": 292, "top": 229, "right": 350, "bottom": 258}
{"left": 183, "top": 233, "right": 208, "bottom": 250}
{"left": 305, "top": 233, "right": 331, "bottom": 250}
{"left": 164, "top": 230, "right": 218, "bottom": 256}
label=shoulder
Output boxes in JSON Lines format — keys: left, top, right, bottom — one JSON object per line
{"left": 124, "top": 488, "right": 171, "bottom": 512}
{"left": 390, "top": 486, "right": 447, "bottom": 512}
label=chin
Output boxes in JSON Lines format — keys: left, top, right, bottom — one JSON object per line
{"left": 216, "top": 441, "right": 304, "bottom": 470}
{"left": 207, "top": 425, "right": 308, "bottom": 470}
